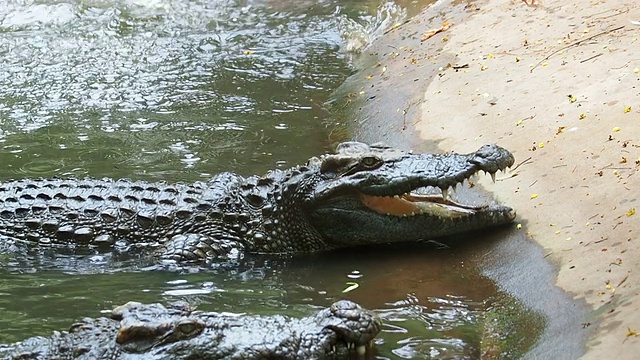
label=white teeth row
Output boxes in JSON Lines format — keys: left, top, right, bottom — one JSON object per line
{"left": 438, "top": 169, "right": 503, "bottom": 199}
{"left": 384, "top": 168, "right": 505, "bottom": 204}
{"left": 331, "top": 344, "right": 366, "bottom": 356}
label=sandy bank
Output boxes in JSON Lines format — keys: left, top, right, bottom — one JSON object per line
{"left": 339, "top": 0, "right": 640, "bottom": 358}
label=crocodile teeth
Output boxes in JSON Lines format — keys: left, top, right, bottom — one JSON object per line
{"left": 442, "top": 188, "right": 449, "bottom": 200}
{"left": 356, "top": 344, "right": 366, "bottom": 356}
{"left": 490, "top": 172, "right": 496, "bottom": 183}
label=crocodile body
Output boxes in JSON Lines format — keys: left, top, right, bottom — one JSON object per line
{"left": 0, "top": 142, "right": 515, "bottom": 262}
{"left": 0, "top": 300, "right": 380, "bottom": 359}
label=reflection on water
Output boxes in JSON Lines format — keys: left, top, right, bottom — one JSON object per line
{"left": 0, "top": 243, "right": 519, "bottom": 358}
{"left": 0, "top": 0, "right": 541, "bottom": 358}
{"left": 0, "top": 239, "right": 544, "bottom": 358}
{"left": 0, "top": 0, "right": 406, "bottom": 179}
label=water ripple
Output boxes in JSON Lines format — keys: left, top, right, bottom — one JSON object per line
{"left": 1, "top": 0, "right": 398, "bottom": 129}
{"left": 0, "top": 0, "right": 407, "bottom": 180}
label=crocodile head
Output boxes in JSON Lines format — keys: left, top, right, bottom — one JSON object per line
{"left": 280, "top": 142, "right": 516, "bottom": 249}
{"left": 1, "top": 300, "right": 381, "bottom": 359}
{"left": 114, "top": 300, "right": 381, "bottom": 359}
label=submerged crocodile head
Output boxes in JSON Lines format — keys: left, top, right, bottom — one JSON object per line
{"left": 260, "top": 142, "right": 515, "bottom": 251}
{"left": 2, "top": 300, "right": 381, "bottom": 359}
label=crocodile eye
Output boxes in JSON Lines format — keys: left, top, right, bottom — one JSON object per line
{"left": 360, "top": 156, "right": 381, "bottom": 168}
{"left": 175, "top": 320, "right": 203, "bottom": 339}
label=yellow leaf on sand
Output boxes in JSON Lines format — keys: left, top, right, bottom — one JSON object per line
{"left": 624, "top": 106, "right": 632, "bottom": 113}
{"left": 421, "top": 21, "right": 452, "bottom": 42}
{"left": 612, "top": 127, "right": 621, "bottom": 132}
{"left": 627, "top": 208, "right": 636, "bottom": 217}
{"left": 531, "top": 194, "right": 539, "bottom": 199}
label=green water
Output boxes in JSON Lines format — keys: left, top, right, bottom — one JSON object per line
{"left": 0, "top": 0, "right": 541, "bottom": 357}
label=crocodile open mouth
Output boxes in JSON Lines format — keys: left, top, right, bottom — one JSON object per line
{"left": 358, "top": 165, "right": 510, "bottom": 218}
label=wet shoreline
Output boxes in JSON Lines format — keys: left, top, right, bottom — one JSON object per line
{"left": 333, "top": 0, "right": 604, "bottom": 357}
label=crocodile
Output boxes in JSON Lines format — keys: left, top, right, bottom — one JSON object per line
{"left": 0, "top": 299, "right": 381, "bottom": 359}
{"left": 0, "top": 142, "right": 515, "bottom": 262}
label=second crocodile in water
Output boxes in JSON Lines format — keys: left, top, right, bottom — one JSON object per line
{"left": 0, "top": 300, "right": 381, "bottom": 359}
{"left": 0, "top": 142, "right": 515, "bottom": 262}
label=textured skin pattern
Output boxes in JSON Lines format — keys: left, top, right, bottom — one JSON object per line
{"left": 0, "top": 142, "right": 516, "bottom": 262}
{"left": 0, "top": 300, "right": 381, "bottom": 360}
{"left": 0, "top": 175, "right": 253, "bottom": 260}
